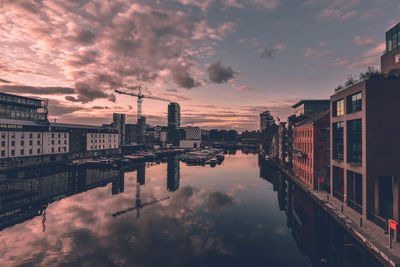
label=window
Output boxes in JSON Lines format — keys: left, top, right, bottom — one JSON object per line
{"left": 29, "top": 140, "right": 32, "bottom": 145}
{"left": 347, "top": 119, "right": 362, "bottom": 163}
{"left": 11, "top": 132, "right": 15, "bottom": 139}
{"left": 11, "top": 150, "right": 15, "bottom": 156}
{"left": 58, "top": 133, "right": 61, "bottom": 138}
{"left": 29, "top": 133, "right": 33, "bottom": 139}
{"left": 51, "top": 140, "right": 54, "bottom": 145}
{"left": 347, "top": 92, "right": 362, "bottom": 114}
{"left": 20, "top": 149, "right": 24, "bottom": 155}
{"left": 64, "top": 133, "right": 67, "bottom": 138}
{"left": 1, "top": 151, "right": 4, "bottom": 157}
{"left": 333, "top": 99, "right": 344, "bottom": 117}
{"left": 37, "top": 148, "right": 41, "bottom": 154}
{"left": 58, "top": 140, "right": 60, "bottom": 144}
{"left": 11, "top": 140, "right": 15, "bottom": 146}
{"left": 58, "top": 147, "right": 60, "bottom": 152}
{"left": 1, "top": 141, "right": 4, "bottom": 147}
{"left": 333, "top": 166, "right": 344, "bottom": 201}
{"left": 347, "top": 171, "right": 362, "bottom": 214}
{"left": 37, "top": 140, "right": 40, "bottom": 145}
{"left": 51, "top": 147, "right": 54, "bottom": 153}
{"left": 1, "top": 132, "right": 5, "bottom": 138}
{"left": 52, "top": 133, "right": 54, "bottom": 138}
{"left": 29, "top": 149, "right": 32, "bottom": 155}
{"left": 64, "top": 140, "right": 66, "bottom": 144}
{"left": 21, "top": 140, "right": 24, "bottom": 146}
{"left": 37, "top": 133, "right": 41, "bottom": 138}
{"left": 333, "top": 122, "right": 344, "bottom": 160}
{"left": 21, "top": 133, "right": 24, "bottom": 139}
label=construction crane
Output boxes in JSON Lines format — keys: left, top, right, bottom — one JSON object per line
{"left": 115, "top": 86, "right": 171, "bottom": 121}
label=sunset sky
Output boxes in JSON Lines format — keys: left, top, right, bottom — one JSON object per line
{"left": 0, "top": 0, "right": 398, "bottom": 131}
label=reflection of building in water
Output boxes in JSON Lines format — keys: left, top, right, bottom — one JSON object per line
{"left": 112, "top": 173, "right": 125, "bottom": 195}
{"left": 0, "top": 166, "right": 123, "bottom": 231}
{"left": 137, "top": 162, "right": 146, "bottom": 185}
{"left": 167, "top": 155, "right": 180, "bottom": 192}
{"left": 271, "top": 169, "right": 385, "bottom": 267}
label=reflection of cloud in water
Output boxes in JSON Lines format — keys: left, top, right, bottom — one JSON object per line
{"left": 0, "top": 183, "right": 234, "bottom": 266}
{"left": 206, "top": 192, "right": 234, "bottom": 213}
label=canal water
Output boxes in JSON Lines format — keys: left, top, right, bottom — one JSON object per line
{"left": 0, "top": 151, "right": 384, "bottom": 267}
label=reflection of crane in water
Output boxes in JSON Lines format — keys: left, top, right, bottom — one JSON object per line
{"left": 112, "top": 162, "right": 169, "bottom": 218}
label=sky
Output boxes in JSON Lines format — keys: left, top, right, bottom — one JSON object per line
{"left": 0, "top": 0, "right": 398, "bottom": 131}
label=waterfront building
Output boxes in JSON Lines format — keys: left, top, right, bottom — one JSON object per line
{"left": 293, "top": 110, "right": 330, "bottom": 190}
{"left": 286, "top": 100, "right": 330, "bottom": 172}
{"left": 112, "top": 113, "right": 125, "bottom": 146}
{"left": 381, "top": 22, "right": 400, "bottom": 74}
{"left": 179, "top": 126, "right": 201, "bottom": 149}
{"left": 330, "top": 78, "right": 400, "bottom": 228}
{"left": 0, "top": 92, "right": 69, "bottom": 169}
{"left": 167, "top": 102, "right": 180, "bottom": 146}
{"left": 51, "top": 123, "right": 119, "bottom": 158}
{"left": 260, "top": 111, "right": 274, "bottom": 131}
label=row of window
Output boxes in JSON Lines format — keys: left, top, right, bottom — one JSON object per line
{"left": 333, "top": 92, "right": 362, "bottom": 117}
{"left": 90, "top": 134, "right": 117, "bottom": 138}
{"left": 0, "top": 146, "right": 68, "bottom": 157}
{"left": 294, "top": 129, "right": 313, "bottom": 138}
{"left": 90, "top": 144, "right": 117, "bottom": 150}
{"left": 0, "top": 132, "right": 68, "bottom": 139}
{"left": 332, "top": 119, "right": 362, "bottom": 163}
{"left": 90, "top": 139, "right": 117, "bottom": 144}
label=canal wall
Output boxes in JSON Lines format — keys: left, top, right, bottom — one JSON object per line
{"left": 276, "top": 164, "right": 400, "bottom": 267}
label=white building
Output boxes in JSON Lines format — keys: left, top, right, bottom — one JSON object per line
{"left": 180, "top": 126, "right": 201, "bottom": 149}
{"left": 86, "top": 132, "right": 119, "bottom": 151}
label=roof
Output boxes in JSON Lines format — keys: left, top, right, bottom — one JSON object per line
{"left": 292, "top": 99, "right": 330, "bottom": 108}
{"left": 295, "top": 109, "right": 329, "bottom": 128}
{"left": 0, "top": 118, "right": 49, "bottom": 127}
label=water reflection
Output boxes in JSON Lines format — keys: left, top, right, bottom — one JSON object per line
{"left": 258, "top": 155, "right": 384, "bottom": 267}
{"left": 0, "top": 152, "right": 385, "bottom": 267}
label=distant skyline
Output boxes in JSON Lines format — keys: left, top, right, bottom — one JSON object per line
{"left": 0, "top": 0, "right": 398, "bottom": 130}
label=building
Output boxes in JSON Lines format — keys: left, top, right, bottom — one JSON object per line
{"left": 286, "top": 100, "right": 330, "bottom": 171}
{"left": 277, "top": 122, "right": 288, "bottom": 163}
{"left": 381, "top": 22, "right": 400, "bottom": 75}
{"left": 179, "top": 126, "right": 201, "bottom": 149}
{"left": 167, "top": 102, "right": 180, "bottom": 146}
{"left": 50, "top": 123, "right": 119, "bottom": 158}
{"left": 260, "top": 111, "right": 274, "bottom": 131}
{"left": 0, "top": 92, "right": 70, "bottom": 169}
{"left": 293, "top": 109, "right": 329, "bottom": 190}
{"left": 112, "top": 113, "right": 125, "bottom": 146}
{"left": 330, "top": 78, "right": 400, "bottom": 228}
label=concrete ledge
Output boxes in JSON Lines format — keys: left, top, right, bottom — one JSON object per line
{"left": 277, "top": 164, "right": 400, "bottom": 267}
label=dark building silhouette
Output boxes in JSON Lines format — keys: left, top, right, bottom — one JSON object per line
{"left": 137, "top": 162, "right": 146, "bottom": 185}
{"left": 167, "top": 102, "right": 180, "bottom": 146}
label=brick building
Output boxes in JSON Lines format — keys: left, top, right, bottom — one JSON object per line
{"left": 293, "top": 109, "right": 330, "bottom": 190}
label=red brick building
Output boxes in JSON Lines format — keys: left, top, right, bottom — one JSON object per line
{"left": 293, "top": 110, "right": 330, "bottom": 190}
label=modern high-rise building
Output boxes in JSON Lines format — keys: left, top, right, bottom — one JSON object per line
{"left": 260, "top": 111, "right": 274, "bottom": 131}
{"left": 381, "top": 22, "right": 400, "bottom": 74}
{"left": 167, "top": 102, "right": 180, "bottom": 146}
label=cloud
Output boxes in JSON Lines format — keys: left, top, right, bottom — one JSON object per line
{"left": 304, "top": 48, "right": 332, "bottom": 60}
{"left": 352, "top": 36, "right": 377, "bottom": 47}
{"left": 315, "top": 0, "right": 360, "bottom": 22}
{"left": 224, "top": 0, "right": 280, "bottom": 10}
{"left": 260, "top": 43, "right": 286, "bottom": 59}
{"left": 0, "top": 85, "right": 75, "bottom": 95}
{"left": 65, "top": 81, "right": 115, "bottom": 103}
{"left": 47, "top": 99, "right": 85, "bottom": 116}
{"left": 0, "top": 1, "right": 236, "bottom": 104}
{"left": 206, "top": 192, "right": 234, "bottom": 213}
{"left": 171, "top": 66, "right": 199, "bottom": 89}
{"left": 0, "top": 78, "right": 11, "bottom": 83}
{"left": 208, "top": 61, "right": 236, "bottom": 83}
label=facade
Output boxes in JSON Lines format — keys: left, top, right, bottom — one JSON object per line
{"left": 0, "top": 92, "right": 70, "bottom": 169}
{"left": 260, "top": 111, "right": 274, "bottom": 131}
{"left": 112, "top": 113, "right": 125, "bottom": 146}
{"left": 330, "top": 79, "right": 400, "bottom": 228}
{"left": 86, "top": 132, "right": 119, "bottom": 151}
{"left": 167, "top": 102, "right": 180, "bottom": 146}
{"left": 293, "top": 110, "right": 329, "bottom": 190}
{"left": 381, "top": 22, "right": 400, "bottom": 74}
{"left": 286, "top": 100, "right": 330, "bottom": 171}
{"left": 180, "top": 126, "right": 201, "bottom": 149}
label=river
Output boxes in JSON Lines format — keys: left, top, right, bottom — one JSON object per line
{"left": 0, "top": 151, "right": 385, "bottom": 266}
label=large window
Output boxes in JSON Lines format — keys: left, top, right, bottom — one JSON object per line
{"left": 333, "top": 99, "right": 344, "bottom": 117}
{"left": 386, "top": 23, "right": 400, "bottom": 53}
{"left": 347, "top": 171, "right": 362, "bottom": 214}
{"left": 347, "top": 92, "right": 362, "bottom": 114}
{"left": 333, "top": 122, "right": 344, "bottom": 160}
{"left": 347, "top": 119, "right": 362, "bottom": 164}
{"left": 333, "top": 166, "right": 344, "bottom": 201}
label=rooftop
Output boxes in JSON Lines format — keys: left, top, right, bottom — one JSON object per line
{"left": 295, "top": 109, "right": 330, "bottom": 127}
{"left": 291, "top": 100, "right": 330, "bottom": 108}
